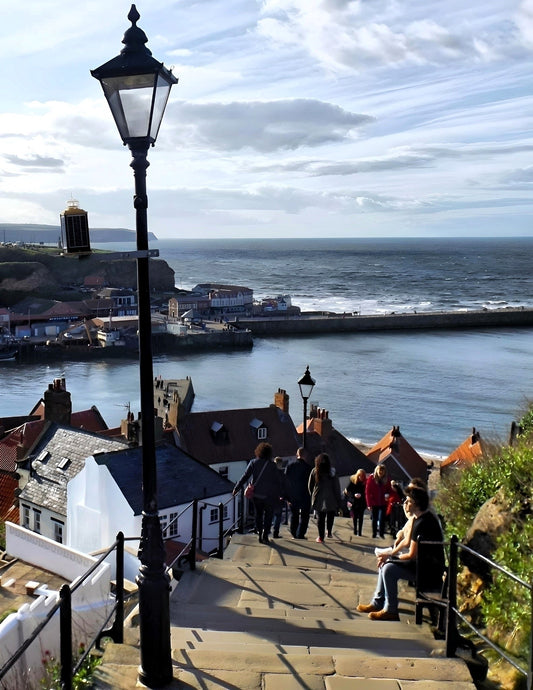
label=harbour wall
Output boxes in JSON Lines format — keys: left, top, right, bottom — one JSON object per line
{"left": 233, "top": 308, "right": 533, "bottom": 336}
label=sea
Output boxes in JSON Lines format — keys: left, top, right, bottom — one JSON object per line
{"left": 2, "top": 236, "right": 533, "bottom": 459}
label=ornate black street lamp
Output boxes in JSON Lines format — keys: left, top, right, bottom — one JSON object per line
{"left": 91, "top": 6, "right": 178, "bottom": 687}
{"left": 298, "top": 365, "right": 315, "bottom": 450}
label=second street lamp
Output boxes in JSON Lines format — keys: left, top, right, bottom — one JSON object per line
{"left": 298, "top": 365, "right": 316, "bottom": 450}
{"left": 91, "top": 5, "right": 178, "bottom": 688}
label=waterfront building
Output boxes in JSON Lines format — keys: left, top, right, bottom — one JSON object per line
{"left": 67, "top": 443, "right": 234, "bottom": 580}
{"left": 175, "top": 389, "right": 299, "bottom": 484}
{"left": 440, "top": 427, "right": 488, "bottom": 475}
{"left": 366, "top": 425, "right": 429, "bottom": 483}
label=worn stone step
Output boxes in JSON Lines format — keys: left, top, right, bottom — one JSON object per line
{"left": 170, "top": 623, "right": 442, "bottom": 655}
{"left": 93, "top": 641, "right": 476, "bottom": 690}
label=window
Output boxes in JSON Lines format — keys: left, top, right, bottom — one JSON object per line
{"left": 168, "top": 512, "right": 178, "bottom": 537}
{"left": 209, "top": 506, "right": 228, "bottom": 523}
{"left": 159, "top": 515, "right": 168, "bottom": 537}
{"left": 219, "top": 466, "right": 229, "bottom": 479}
{"left": 53, "top": 520, "right": 64, "bottom": 544}
{"left": 257, "top": 427, "right": 267, "bottom": 440}
{"left": 33, "top": 509, "right": 41, "bottom": 534}
{"left": 22, "top": 505, "right": 30, "bottom": 529}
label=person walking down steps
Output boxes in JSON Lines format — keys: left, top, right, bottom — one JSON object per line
{"left": 232, "top": 442, "right": 282, "bottom": 545}
{"left": 285, "top": 446, "right": 312, "bottom": 539}
{"left": 308, "top": 453, "right": 342, "bottom": 543}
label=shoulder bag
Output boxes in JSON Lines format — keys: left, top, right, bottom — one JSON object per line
{"left": 244, "top": 460, "right": 268, "bottom": 499}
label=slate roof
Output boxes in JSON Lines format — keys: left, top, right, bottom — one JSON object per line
{"left": 177, "top": 405, "right": 300, "bottom": 466}
{"left": 366, "top": 425, "right": 429, "bottom": 483}
{"left": 94, "top": 443, "right": 235, "bottom": 515}
{"left": 440, "top": 428, "right": 488, "bottom": 473}
{"left": 18, "top": 424, "right": 128, "bottom": 516}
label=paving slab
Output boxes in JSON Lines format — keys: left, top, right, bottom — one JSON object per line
{"left": 93, "top": 517, "right": 477, "bottom": 689}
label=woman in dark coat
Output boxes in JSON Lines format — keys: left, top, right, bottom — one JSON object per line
{"left": 344, "top": 469, "right": 367, "bottom": 536}
{"left": 308, "top": 453, "right": 342, "bottom": 543}
{"left": 232, "top": 442, "right": 282, "bottom": 544}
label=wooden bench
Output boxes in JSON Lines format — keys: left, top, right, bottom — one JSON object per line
{"left": 414, "top": 538, "right": 448, "bottom": 633}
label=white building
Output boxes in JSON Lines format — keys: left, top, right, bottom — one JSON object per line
{"left": 67, "top": 443, "right": 236, "bottom": 581}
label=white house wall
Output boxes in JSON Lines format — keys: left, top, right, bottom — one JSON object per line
{"left": 68, "top": 457, "right": 237, "bottom": 579}
{"left": 5, "top": 522, "right": 96, "bottom": 581}
{"left": 0, "top": 543, "right": 113, "bottom": 689}
{"left": 67, "top": 456, "right": 137, "bottom": 555}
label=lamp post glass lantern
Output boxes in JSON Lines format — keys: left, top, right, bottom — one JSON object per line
{"left": 298, "top": 365, "right": 315, "bottom": 449}
{"left": 91, "top": 6, "right": 177, "bottom": 688}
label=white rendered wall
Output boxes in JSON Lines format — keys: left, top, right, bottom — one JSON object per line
{"left": 1, "top": 527, "right": 113, "bottom": 688}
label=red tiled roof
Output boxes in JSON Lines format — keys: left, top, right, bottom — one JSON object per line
{"left": 71, "top": 407, "right": 108, "bottom": 433}
{"left": 441, "top": 428, "right": 485, "bottom": 472}
{"left": 0, "top": 420, "right": 47, "bottom": 472}
{"left": 0, "top": 473, "right": 19, "bottom": 522}
{"left": 366, "top": 426, "right": 428, "bottom": 483}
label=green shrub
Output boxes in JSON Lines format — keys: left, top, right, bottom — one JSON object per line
{"left": 436, "top": 452, "right": 506, "bottom": 538}
{"left": 436, "top": 421, "right": 533, "bottom": 666}
{"left": 40, "top": 644, "right": 101, "bottom": 689}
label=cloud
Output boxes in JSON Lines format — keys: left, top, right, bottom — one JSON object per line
{"left": 257, "top": 0, "right": 526, "bottom": 73}
{"left": 4, "top": 154, "right": 64, "bottom": 170}
{"left": 499, "top": 165, "right": 533, "bottom": 188}
{"left": 166, "top": 99, "right": 374, "bottom": 152}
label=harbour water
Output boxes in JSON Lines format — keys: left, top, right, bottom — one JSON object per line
{"left": 2, "top": 237, "right": 533, "bottom": 458}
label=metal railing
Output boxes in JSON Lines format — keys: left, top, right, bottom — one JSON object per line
{"left": 0, "top": 493, "right": 246, "bottom": 688}
{"left": 418, "top": 535, "right": 533, "bottom": 689}
{"left": 0, "top": 532, "right": 137, "bottom": 690}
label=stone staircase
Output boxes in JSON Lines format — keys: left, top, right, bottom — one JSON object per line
{"left": 93, "top": 517, "right": 476, "bottom": 689}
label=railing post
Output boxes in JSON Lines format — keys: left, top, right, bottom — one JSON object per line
{"left": 190, "top": 499, "right": 198, "bottom": 571}
{"left": 59, "top": 584, "right": 73, "bottom": 690}
{"left": 238, "top": 490, "right": 245, "bottom": 534}
{"left": 446, "top": 535, "right": 459, "bottom": 658}
{"left": 114, "top": 532, "right": 125, "bottom": 644}
{"left": 217, "top": 503, "right": 224, "bottom": 559}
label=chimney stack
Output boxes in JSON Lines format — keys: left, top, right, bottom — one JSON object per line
{"left": 44, "top": 378, "right": 72, "bottom": 426}
{"left": 312, "top": 408, "right": 332, "bottom": 437}
{"left": 274, "top": 388, "right": 289, "bottom": 414}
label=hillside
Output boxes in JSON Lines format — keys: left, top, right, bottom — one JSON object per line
{"left": 0, "top": 245, "right": 176, "bottom": 306}
{"left": 0, "top": 222, "right": 157, "bottom": 244}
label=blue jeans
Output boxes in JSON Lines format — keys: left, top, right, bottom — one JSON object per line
{"left": 371, "top": 561, "right": 414, "bottom": 614}
{"left": 371, "top": 505, "right": 386, "bottom": 537}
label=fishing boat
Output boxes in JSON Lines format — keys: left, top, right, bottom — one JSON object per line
{"left": 0, "top": 327, "right": 19, "bottom": 361}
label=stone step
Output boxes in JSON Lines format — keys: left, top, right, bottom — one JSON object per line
{"left": 93, "top": 641, "right": 476, "bottom": 689}
{"left": 92, "top": 523, "right": 478, "bottom": 689}
{"left": 170, "top": 624, "right": 442, "bottom": 655}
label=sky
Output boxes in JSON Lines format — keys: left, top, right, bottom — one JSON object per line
{"left": 2, "top": 0, "right": 533, "bottom": 239}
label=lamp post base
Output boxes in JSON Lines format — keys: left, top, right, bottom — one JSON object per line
{"left": 136, "top": 512, "right": 173, "bottom": 688}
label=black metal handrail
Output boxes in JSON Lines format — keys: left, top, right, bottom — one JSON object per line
{"left": 417, "top": 535, "right": 532, "bottom": 689}
{"left": 447, "top": 536, "right": 533, "bottom": 689}
{"left": 0, "top": 532, "right": 131, "bottom": 690}
{"left": 0, "top": 492, "right": 246, "bottom": 688}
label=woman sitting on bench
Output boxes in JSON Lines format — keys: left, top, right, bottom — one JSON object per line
{"left": 357, "top": 486, "right": 444, "bottom": 621}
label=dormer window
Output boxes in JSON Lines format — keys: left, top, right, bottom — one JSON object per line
{"left": 210, "top": 421, "right": 228, "bottom": 443}
{"left": 250, "top": 418, "right": 267, "bottom": 440}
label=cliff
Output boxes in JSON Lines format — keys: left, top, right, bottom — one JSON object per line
{"left": 0, "top": 246, "right": 175, "bottom": 306}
